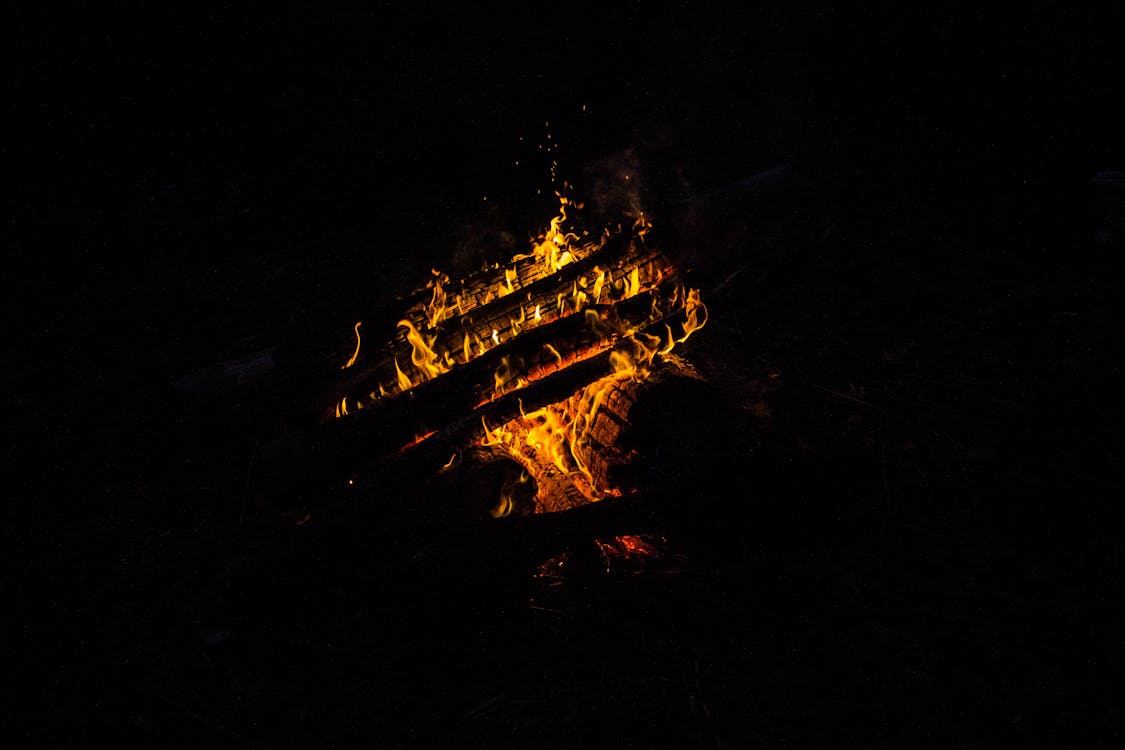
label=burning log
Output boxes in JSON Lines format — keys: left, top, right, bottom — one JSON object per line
{"left": 326, "top": 231, "right": 675, "bottom": 422}
{"left": 321, "top": 194, "right": 705, "bottom": 470}
{"left": 473, "top": 354, "right": 731, "bottom": 515}
{"left": 439, "top": 444, "right": 540, "bottom": 523}
{"left": 325, "top": 293, "right": 709, "bottom": 486}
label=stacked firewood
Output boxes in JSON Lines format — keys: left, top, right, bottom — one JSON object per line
{"left": 323, "top": 197, "right": 718, "bottom": 517}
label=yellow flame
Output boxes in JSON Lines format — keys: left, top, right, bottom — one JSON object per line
{"left": 524, "top": 193, "right": 583, "bottom": 275}
{"left": 492, "top": 328, "right": 501, "bottom": 346}
{"left": 624, "top": 267, "right": 640, "bottom": 298}
{"left": 463, "top": 333, "right": 472, "bottom": 363}
{"left": 544, "top": 343, "right": 563, "bottom": 366}
{"left": 534, "top": 304, "right": 542, "bottom": 322}
{"left": 524, "top": 406, "right": 576, "bottom": 476}
{"left": 510, "top": 305, "right": 525, "bottom": 336}
{"left": 480, "top": 415, "right": 513, "bottom": 447}
{"left": 425, "top": 270, "right": 448, "bottom": 328}
{"left": 395, "top": 356, "right": 412, "bottom": 392}
{"left": 632, "top": 211, "right": 651, "bottom": 239}
{"left": 399, "top": 318, "right": 450, "bottom": 381}
{"left": 492, "top": 491, "right": 512, "bottom": 519}
{"left": 677, "top": 288, "right": 709, "bottom": 342}
{"left": 572, "top": 281, "right": 588, "bottom": 312}
{"left": 592, "top": 268, "right": 606, "bottom": 303}
{"left": 342, "top": 321, "right": 362, "bottom": 369}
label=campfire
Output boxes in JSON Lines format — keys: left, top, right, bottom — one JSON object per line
{"left": 321, "top": 189, "right": 720, "bottom": 526}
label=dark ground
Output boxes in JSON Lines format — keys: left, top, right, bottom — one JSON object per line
{"left": 8, "top": 4, "right": 1122, "bottom": 748}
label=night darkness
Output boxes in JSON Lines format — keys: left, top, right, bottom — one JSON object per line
{"left": 9, "top": 4, "right": 1121, "bottom": 748}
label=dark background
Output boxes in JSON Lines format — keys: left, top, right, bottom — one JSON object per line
{"left": 8, "top": 3, "right": 1121, "bottom": 747}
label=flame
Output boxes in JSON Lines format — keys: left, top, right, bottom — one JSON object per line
{"left": 471, "top": 281, "right": 708, "bottom": 500}
{"left": 492, "top": 471, "right": 530, "bottom": 518}
{"left": 328, "top": 183, "right": 713, "bottom": 504}
{"left": 677, "top": 288, "right": 708, "bottom": 342}
{"left": 572, "top": 282, "right": 588, "bottom": 312}
{"left": 624, "top": 267, "right": 640, "bottom": 298}
{"left": 399, "top": 318, "right": 451, "bottom": 382}
{"left": 510, "top": 305, "right": 525, "bottom": 336}
{"left": 394, "top": 356, "right": 411, "bottom": 392}
{"left": 342, "top": 321, "right": 362, "bottom": 369}
{"left": 425, "top": 270, "right": 449, "bottom": 328}
{"left": 632, "top": 211, "right": 651, "bottom": 240}
{"left": 521, "top": 192, "right": 582, "bottom": 275}
{"left": 480, "top": 415, "right": 513, "bottom": 448}
{"left": 524, "top": 406, "right": 577, "bottom": 475}
{"left": 592, "top": 268, "right": 606, "bottom": 303}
